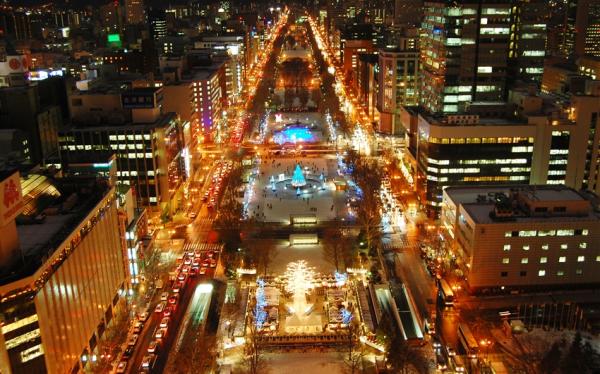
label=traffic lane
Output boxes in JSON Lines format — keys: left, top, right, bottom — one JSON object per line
{"left": 167, "top": 285, "right": 212, "bottom": 363}
{"left": 394, "top": 248, "right": 436, "bottom": 317}
{"left": 126, "top": 272, "right": 213, "bottom": 373}
{"left": 150, "top": 273, "right": 214, "bottom": 373}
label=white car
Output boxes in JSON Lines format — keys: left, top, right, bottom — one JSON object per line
{"left": 127, "top": 334, "right": 139, "bottom": 346}
{"left": 147, "top": 340, "right": 158, "bottom": 353}
{"left": 160, "top": 317, "right": 170, "bottom": 328}
{"left": 116, "top": 361, "right": 127, "bottom": 373}
{"left": 155, "top": 302, "right": 166, "bottom": 313}
{"left": 138, "top": 312, "right": 149, "bottom": 322}
{"left": 160, "top": 292, "right": 169, "bottom": 301}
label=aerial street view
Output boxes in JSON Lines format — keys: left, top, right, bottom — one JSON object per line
{"left": 0, "top": 0, "right": 599, "bottom": 374}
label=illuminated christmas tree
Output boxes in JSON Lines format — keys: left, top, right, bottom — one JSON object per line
{"left": 291, "top": 164, "right": 306, "bottom": 187}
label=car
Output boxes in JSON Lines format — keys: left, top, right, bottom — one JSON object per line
{"left": 432, "top": 337, "right": 442, "bottom": 349}
{"left": 192, "top": 258, "right": 200, "bottom": 267}
{"left": 160, "top": 291, "right": 169, "bottom": 301}
{"left": 133, "top": 321, "right": 143, "bottom": 333}
{"left": 206, "top": 250, "right": 215, "bottom": 258}
{"left": 127, "top": 334, "right": 139, "bottom": 346}
{"left": 178, "top": 273, "right": 188, "bottom": 282}
{"left": 141, "top": 354, "right": 157, "bottom": 370}
{"left": 445, "top": 346, "right": 456, "bottom": 357}
{"left": 163, "top": 306, "right": 173, "bottom": 317}
{"left": 138, "top": 312, "right": 149, "bottom": 322}
{"left": 189, "top": 267, "right": 198, "bottom": 276}
{"left": 122, "top": 345, "right": 135, "bottom": 359}
{"left": 181, "top": 266, "right": 190, "bottom": 274}
{"left": 184, "top": 257, "right": 192, "bottom": 265}
{"left": 155, "top": 302, "right": 166, "bottom": 313}
{"left": 209, "top": 259, "right": 217, "bottom": 268}
{"left": 199, "top": 267, "right": 207, "bottom": 275}
{"left": 172, "top": 286, "right": 180, "bottom": 294}
{"left": 147, "top": 340, "right": 158, "bottom": 354}
{"left": 160, "top": 317, "right": 170, "bottom": 328}
{"left": 168, "top": 294, "right": 179, "bottom": 305}
{"left": 190, "top": 212, "right": 197, "bottom": 218}
{"left": 155, "top": 327, "right": 167, "bottom": 340}
{"left": 116, "top": 361, "right": 128, "bottom": 373}
{"left": 436, "top": 353, "right": 448, "bottom": 371}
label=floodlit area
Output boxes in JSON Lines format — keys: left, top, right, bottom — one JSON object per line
{"left": 244, "top": 155, "right": 349, "bottom": 223}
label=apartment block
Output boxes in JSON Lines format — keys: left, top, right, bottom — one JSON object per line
{"left": 442, "top": 185, "right": 600, "bottom": 293}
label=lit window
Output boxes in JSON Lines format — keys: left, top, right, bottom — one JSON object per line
{"left": 582, "top": 229, "right": 589, "bottom": 236}
{"left": 540, "top": 257, "right": 547, "bottom": 263}
{"left": 521, "top": 258, "right": 528, "bottom": 264}
{"left": 577, "top": 256, "right": 585, "bottom": 262}
{"left": 576, "top": 269, "right": 583, "bottom": 275}
{"left": 579, "top": 242, "right": 587, "bottom": 249}
{"left": 560, "top": 244, "right": 568, "bottom": 250}
{"left": 502, "top": 258, "right": 510, "bottom": 264}
{"left": 522, "top": 245, "right": 530, "bottom": 251}
{"left": 559, "top": 256, "right": 566, "bottom": 263}
{"left": 541, "top": 244, "right": 549, "bottom": 250}
{"left": 557, "top": 270, "right": 565, "bottom": 276}
{"left": 503, "top": 244, "right": 511, "bottom": 251}
{"left": 538, "top": 270, "right": 546, "bottom": 277}
{"left": 596, "top": 256, "right": 600, "bottom": 262}
{"left": 519, "top": 230, "right": 537, "bottom": 237}
{"left": 557, "top": 229, "right": 574, "bottom": 236}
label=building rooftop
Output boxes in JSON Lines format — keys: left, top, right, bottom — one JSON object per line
{"left": 66, "top": 111, "right": 176, "bottom": 132}
{"left": 445, "top": 185, "right": 600, "bottom": 224}
{"left": 0, "top": 178, "right": 111, "bottom": 287}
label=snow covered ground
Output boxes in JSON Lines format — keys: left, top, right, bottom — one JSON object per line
{"left": 264, "top": 352, "right": 346, "bottom": 374}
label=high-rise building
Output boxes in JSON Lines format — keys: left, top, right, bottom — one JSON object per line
{"left": 0, "top": 171, "right": 127, "bottom": 374}
{"left": 577, "top": 0, "right": 600, "bottom": 58}
{"left": 377, "top": 48, "right": 419, "bottom": 134}
{"left": 394, "top": 0, "right": 423, "bottom": 26}
{"left": 148, "top": 8, "right": 167, "bottom": 41}
{"left": 419, "top": 1, "right": 548, "bottom": 114}
{"left": 442, "top": 185, "right": 600, "bottom": 293}
{"left": 125, "top": 0, "right": 145, "bottom": 25}
{"left": 550, "top": 0, "right": 600, "bottom": 59}
{"left": 61, "top": 87, "right": 187, "bottom": 211}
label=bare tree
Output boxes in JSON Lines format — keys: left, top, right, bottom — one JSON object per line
{"left": 343, "top": 320, "right": 366, "bottom": 374}
{"left": 90, "top": 302, "right": 131, "bottom": 373}
{"left": 169, "top": 328, "right": 216, "bottom": 373}
{"left": 215, "top": 165, "right": 244, "bottom": 252}
{"left": 348, "top": 153, "right": 384, "bottom": 278}
{"left": 322, "top": 221, "right": 351, "bottom": 272}
{"left": 246, "top": 238, "right": 278, "bottom": 276}
{"left": 385, "top": 333, "right": 429, "bottom": 374}
{"left": 244, "top": 309, "right": 268, "bottom": 374}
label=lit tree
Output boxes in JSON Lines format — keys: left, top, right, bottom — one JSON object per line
{"left": 244, "top": 304, "right": 268, "bottom": 374}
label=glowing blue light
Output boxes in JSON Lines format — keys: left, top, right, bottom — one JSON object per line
{"left": 340, "top": 308, "right": 352, "bottom": 324}
{"left": 273, "top": 125, "right": 316, "bottom": 144}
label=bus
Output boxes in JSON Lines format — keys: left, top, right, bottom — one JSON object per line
{"left": 439, "top": 279, "right": 455, "bottom": 306}
{"left": 457, "top": 323, "right": 479, "bottom": 358}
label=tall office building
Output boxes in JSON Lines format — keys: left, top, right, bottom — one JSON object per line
{"left": 420, "top": 1, "right": 548, "bottom": 114}
{"left": 442, "top": 185, "right": 600, "bottom": 293}
{"left": 577, "top": 0, "right": 600, "bottom": 58}
{"left": 394, "top": 0, "right": 423, "bottom": 26}
{"left": 0, "top": 171, "right": 126, "bottom": 374}
{"left": 549, "top": 0, "right": 600, "bottom": 59}
{"left": 148, "top": 8, "right": 167, "bottom": 41}
{"left": 125, "top": 0, "right": 145, "bottom": 25}
{"left": 377, "top": 48, "right": 419, "bottom": 134}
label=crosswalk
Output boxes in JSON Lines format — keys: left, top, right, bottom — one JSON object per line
{"left": 382, "top": 236, "right": 413, "bottom": 252}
